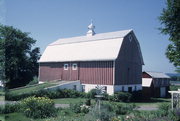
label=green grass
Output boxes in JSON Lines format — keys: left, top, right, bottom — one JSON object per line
{"left": 170, "top": 85, "right": 180, "bottom": 91}
{"left": 1, "top": 97, "right": 172, "bottom": 121}
{"left": 8, "top": 82, "right": 57, "bottom": 95}
{"left": 3, "top": 111, "right": 85, "bottom": 121}
{"left": 0, "top": 95, "right": 4, "bottom": 101}
{"left": 54, "top": 98, "right": 89, "bottom": 104}
{"left": 53, "top": 97, "right": 170, "bottom": 108}
{"left": 0, "top": 116, "right": 5, "bottom": 121}
{"left": 0, "top": 88, "right": 5, "bottom": 101}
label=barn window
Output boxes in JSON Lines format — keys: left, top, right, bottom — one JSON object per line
{"left": 129, "top": 35, "right": 132, "bottom": 42}
{"left": 64, "top": 64, "right": 68, "bottom": 70}
{"left": 72, "top": 63, "right": 77, "bottom": 70}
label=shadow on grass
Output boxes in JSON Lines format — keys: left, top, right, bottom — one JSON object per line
{"left": 131, "top": 97, "right": 170, "bottom": 104}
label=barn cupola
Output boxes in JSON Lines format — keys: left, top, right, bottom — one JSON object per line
{"left": 86, "top": 21, "right": 95, "bottom": 36}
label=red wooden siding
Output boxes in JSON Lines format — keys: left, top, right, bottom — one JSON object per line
{"left": 39, "top": 61, "right": 114, "bottom": 85}
{"left": 79, "top": 61, "right": 113, "bottom": 85}
{"left": 142, "top": 72, "right": 152, "bottom": 78}
{"left": 115, "top": 33, "right": 142, "bottom": 85}
{"left": 39, "top": 63, "right": 62, "bottom": 82}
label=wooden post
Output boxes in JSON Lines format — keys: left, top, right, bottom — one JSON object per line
{"left": 171, "top": 93, "right": 173, "bottom": 110}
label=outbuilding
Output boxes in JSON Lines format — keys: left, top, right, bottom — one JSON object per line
{"left": 38, "top": 23, "right": 144, "bottom": 95}
{"left": 142, "top": 71, "right": 170, "bottom": 98}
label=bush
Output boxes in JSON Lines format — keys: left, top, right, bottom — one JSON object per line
{"left": 0, "top": 103, "right": 21, "bottom": 114}
{"left": 114, "top": 103, "right": 135, "bottom": 115}
{"left": 70, "top": 102, "right": 83, "bottom": 113}
{"left": 158, "top": 103, "right": 171, "bottom": 116}
{"left": 102, "top": 93, "right": 109, "bottom": 100}
{"left": 86, "top": 89, "right": 97, "bottom": 99}
{"left": 27, "top": 76, "right": 38, "bottom": 85}
{"left": 131, "top": 90, "right": 143, "bottom": 101}
{"left": 21, "top": 96, "right": 57, "bottom": 119}
{"left": 112, "top": 92, "right": 132, "bottom": 102}
{"left": 5, "top": 89, "right": 86, "bottom": 101}
{"left": 70, "top": 102, "right": 90, "bottom": 114}
{"left": 85, "top": 99, "right": 91, "bottom": 106}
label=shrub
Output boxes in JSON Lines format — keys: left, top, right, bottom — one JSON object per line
{"left": 86, "top": 89, "right": 97, "bottom": 99}
{"left": 0, "top": 103, "right": 21, "bottom": 114}
{"left": 27, "top": 76, "right": 38, "bottom": 85}
{"left": 102, "top": 93, "right": 109, "bottom": 100}
{"left": 85, "top": 99, "right": 91, "bottom": 106}
{"left": 21, "top": 96, "right": 57, "bottom": 119}
{"left": 114, "top": 104, "right": 134, "bottom": 115}
{"left": 70, "top": 102, "right": 82, "bottom": 113}
{"left": 0, "top": 105, "right": 4, "bottom": 114}
{"left": 5, "top": 89, "right": 85, "bottom": 101}
{"left": 131, "top": 90, "right": 143, "bottom": 101}
{"left": 113, "top": 92, "right": 132, "bottom": 102}
{"left": 4, "top": 103, "right": 21, "bottom": 114}
{"left": 158, "top": 103, "right": 171, "bottom": 116}
{"left": 70, "top": 102, "right": 90, "bottom": 114}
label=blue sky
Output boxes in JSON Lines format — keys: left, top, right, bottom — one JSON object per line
{"left": 1, "top": 0, "right": 176, "bottom": 73}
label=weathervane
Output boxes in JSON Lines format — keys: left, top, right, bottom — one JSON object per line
{"left": 86, "top": 20, "right": 95, "bottom": 36}
{"left": 95, "top": 85, "right": 106, "bottom": 95}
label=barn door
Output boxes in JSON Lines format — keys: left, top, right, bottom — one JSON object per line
{"left": 62, "top": 63, "right": 70, "bottom": 80}
{"left": 160, "top": 87, "right": 166, "bottom": 97}
{"left": 62, "top": 62, "right": 79, "bottom": 81}
{"left": 71, "top": 63, "right": 79, "bottom": 80}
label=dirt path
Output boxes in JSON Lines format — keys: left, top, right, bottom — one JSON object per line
{"left": 137, "top": 105, "right": 158, "bottom": 111}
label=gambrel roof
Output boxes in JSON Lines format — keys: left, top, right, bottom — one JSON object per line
{"left": 39, "top": 29, "right": 144, "bottom": 63}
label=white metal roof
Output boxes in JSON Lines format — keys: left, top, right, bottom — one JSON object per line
{"left": 39, "top": 30, "right": 132, "bottom": 62}
{"left": 50, "top": 29, "right": 132, "bottom": 45}
{"left": 39, "top": 38, "right": 124, "bottom": 62}
{"left": 142, "top": 78, "right": 153, "bottom": 87}
{"left": 145, "top": 71, "right": 170, "bottom": 79}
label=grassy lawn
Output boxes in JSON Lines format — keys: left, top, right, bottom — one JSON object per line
{"left": 0, "top": 116, "right": 5, "bottom": 121}
{"left": 0, "top": 89, "right": 5, "bottom": 101}
{"left": 53, "top": 97, "right": 171, "bottom": 108}
{"left": 54, "top": 98, "right": 89, "bottom": 104}
{"left": 8, "top": 82, "right": 57, "bottom": 95}
{"left": 0, "top": 95, "right": 4, "bottom": 101}
{"left": 3, "top": 111, "right": 85, "bottom": 121}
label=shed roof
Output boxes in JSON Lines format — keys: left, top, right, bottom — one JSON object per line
{"left": 39, "top": 29, "right": 142, "bottom": 62}
{"left": 145, "top": 71, "right": 170, "bottom": 79}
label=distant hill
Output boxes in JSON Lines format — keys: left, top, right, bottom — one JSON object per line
{"left": 166, "top": 73, "right": 180, "bottom": 77}
{"left": 166, "top": 73, "right": 180, "bottom": 82}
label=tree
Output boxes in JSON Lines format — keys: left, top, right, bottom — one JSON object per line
{"left": 159, "top": 0, "right": 180, "bottom": 72}
{"left": 0, "top": 25, "right": 40, "bottom": 88}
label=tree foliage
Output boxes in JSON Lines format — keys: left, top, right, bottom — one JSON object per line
{"left": 0, "top": 25, "right": 40, "bottom": 88}
{"left": 159, "top": 0, "right": 180, "bottom": 72}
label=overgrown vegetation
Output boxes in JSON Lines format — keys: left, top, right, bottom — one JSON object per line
{"left": 170, "top": 85, "right": 180, "bottom": 91}
{"left": 0, "top": 25, "right": 40, "bottom": 88}
{"left": 1, "top": 99, "right": 179, "bottom": 121}
{"left": 21, "top": 96, "right": 57, "bottom": 118}
{"left": 6, "top": 88, "right": 139, "bottom": 103}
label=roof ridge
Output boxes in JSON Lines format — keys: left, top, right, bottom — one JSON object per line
{"left": 49, "top": 29, "right": 132, "bottom": 46}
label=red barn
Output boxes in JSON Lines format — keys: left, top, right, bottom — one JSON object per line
{"left": 39, "top": 23, "right": 144, "bottom": 94}
{"left": 142, "top": 71, "right": 170, "bottom": 98}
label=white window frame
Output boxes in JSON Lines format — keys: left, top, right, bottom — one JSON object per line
{"left": 64, "top": 64, "right": 68, "bottom": 70}
{"left": 72, "top": 63, "right": 78, "bottom": 70}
